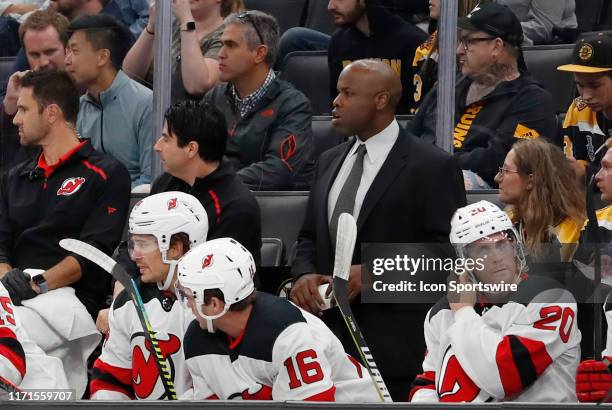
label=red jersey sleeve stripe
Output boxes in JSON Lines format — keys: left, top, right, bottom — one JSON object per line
{"left": 409, "top": 371, "right": 436, "bottom": 401}
{"left": 90, "top": 359, "right": 134, "bottom": 399}
{"left": 82, "top": 160, "right": 108, "bottom": 180}
{"left": 496, "top": 335, "right": 552, "bottom": 397}
{"left": 304, "top": 385, "right": 336, "bottom": 401}
{"left": 0, "top": 328, "right": 26, "bottom": 378}
{"left": 208, "top": 190, "right": 222, "bottom": 223}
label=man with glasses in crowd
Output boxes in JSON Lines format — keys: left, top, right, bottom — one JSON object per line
{"left": 205, "top": 10, "right": 314, "bottom": 191}
{"left": 410, "top": 2, "right": 556, "bottom": 189}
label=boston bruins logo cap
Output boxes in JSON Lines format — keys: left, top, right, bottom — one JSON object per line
{"left": 558, "top": 32, "right": 612, "bottom": 73}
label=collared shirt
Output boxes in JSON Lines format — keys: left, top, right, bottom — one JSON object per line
{"left": 328, "top": 119, "right": 400, "bottom": 223}
{"left": 231, "top": 69, "right": 276, "bottom": 118}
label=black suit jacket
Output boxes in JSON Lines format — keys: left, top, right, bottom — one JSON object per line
{"left": 291, "top": 126, "right": 466, "bottom": 388}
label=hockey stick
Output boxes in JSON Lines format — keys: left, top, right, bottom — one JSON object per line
{"left": 331, "top": 213, "right": 393, "bottom": 403}
{"left": 59, "top": 239, "right": 178, "bottom": 400}
{"left": 0, "top": 374, "right": 22, "bottom": 396}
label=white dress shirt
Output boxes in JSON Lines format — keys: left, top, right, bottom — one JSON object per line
{"left": 328, "top": 119, "right": 400, "bottom": 223}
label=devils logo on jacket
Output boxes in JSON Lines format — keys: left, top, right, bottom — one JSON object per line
{"left": 57, "top": 177, "right": 86, "bottom": 196}
{"left": 131, "top": 332, "right": 181, "bottom": 399}
{"left": 167, "top": 198, "right": 177, "bottom": 211}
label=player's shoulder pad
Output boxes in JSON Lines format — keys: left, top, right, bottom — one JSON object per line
{"left": 112, "top": 281, "right": 159, "bottom": 311}
{"left": 183, "top": 319, "right": 229, "bottom": 360}
{"left": 508, "top": 274, "right": 573, "bottom": 305}
{"left": 428, "top": 296, "right": 450, "bottom": 322}
{"left": 240, "top": 293, "right": 307, "bottom": 362}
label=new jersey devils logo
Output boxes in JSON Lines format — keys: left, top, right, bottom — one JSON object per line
{"left": 131, "top": 332, "right": 181, "bottom": 399}
{"left": 167, "top": 198, "right": 177, "bottom": 211}
{"left": 57, "top": 177, "right": 85, "bottom": 196}
{"left": 202, "top": 254, "right": 213, "bottom": 269}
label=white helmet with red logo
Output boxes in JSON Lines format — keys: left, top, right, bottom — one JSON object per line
{"left": 129, "top": 191, "right": 208, "bottom": 289}
{"left": 175, "top": 238, "right": 256, "bottom": 332}
{"left": 450, "top": 200, "right": 526, "bottom": 274}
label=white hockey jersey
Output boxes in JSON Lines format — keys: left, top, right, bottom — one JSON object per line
{"left": 0, "top": 282, "right": 69, "bottom": 392}
{"left": 184, "top": 292, "right": 379, "bottom": 402}
{"left": 410, "top": 276, "right": 581, "bottom": 403}
{"left": 0, "top": 282, "right": 25, "bottom": 386}
{"left": 91, "top": 283, "right": 194, "bottom": 400}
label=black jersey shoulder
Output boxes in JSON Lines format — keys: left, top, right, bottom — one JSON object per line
{"left": 112, "top": 281, "right": 160, "bottom": 311}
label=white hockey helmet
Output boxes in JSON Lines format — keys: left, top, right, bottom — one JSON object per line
{"left": 175, "top": 238, "right": 256, "bottom": 332}
{"left": 129, "top": 191, "right": 209, "bottom": 289}
{"left": 450, "top": 200, "right": 526, "bottom": 275}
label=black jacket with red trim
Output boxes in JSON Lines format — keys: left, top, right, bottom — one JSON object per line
{"left": 151, "top": 160, "right": 262, "bottom": 265}
{"left": 205, "top": 76, "right": 315, "bottom": 191}
{"left": 0, "top": 140, "right": 131, "bottom": 317}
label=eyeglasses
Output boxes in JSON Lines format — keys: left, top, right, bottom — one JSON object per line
{"left": 237, "top": 11, "right": 264, "bottom": 45}
{"left": 458, "top": 36, "right": 496, "bottom": 51}
{"left": 497, "top": 166, "right": 520, "bottom": 177}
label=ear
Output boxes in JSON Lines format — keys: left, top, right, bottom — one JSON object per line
{"left": 186, "top": 141, "right": 200, "bottom": 159}
{"left": 97, "top": 48, "right": 111, "bottom": 67}
{"left": 253, "top": 44, "right": 269, "bottom": 65}
{"left": 211, "top": 296, "right": 225, "bottom": 313}
{"left": 525, "top": 173, "right": 534, "bottom": 191}
{"left": 492, "top": 38, "right": 505, "bottom": 56}
{"left": 374, "top": 91, "right": 390, "bottom": 111}
{"left": 45, "top": 103, "right": 61, "bottom": 125}
{"left": 167, "top": 239, "right": 185, "bottom": 260}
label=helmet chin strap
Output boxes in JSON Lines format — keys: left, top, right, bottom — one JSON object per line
{"left": 158, "top": 255, "right": 178, "bottom": 291}
{"left": 199, "top": 306, "right": 229, "bottom": 334}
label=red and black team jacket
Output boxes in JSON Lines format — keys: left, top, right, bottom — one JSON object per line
{"left": 0, "top": 140, "right": 131, "bottom": 317}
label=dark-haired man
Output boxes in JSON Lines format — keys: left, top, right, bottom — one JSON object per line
{"left": 152, "top": 99, "right": 261, "bottom": 264}
{"left": 66, "top": 14, "right": 152, "bottom": 188}
{"left": 0, "top": 69, "right": 130, "bottom": 318}
{"left": 559, "top": 32, "right": 612, "bottom": 181}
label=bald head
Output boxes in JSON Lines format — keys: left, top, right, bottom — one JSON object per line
{"left": 343, "top": 59, "right": 402, "bottom": 110}
{"left": 332, "top": 59, "right": 402, "bottom": 139}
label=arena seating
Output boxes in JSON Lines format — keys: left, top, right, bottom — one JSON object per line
{"left": 253, "top": 189, "right": 503, "bottom": 267}
{"left": 0, "top": 56, "right": 15, "bottom": 84}
{"left": 244, "top": 0, "right": 308, "bottom": 34}
{"left": 575, "top": 0, "right": 607, "bottom": 32}
{"left": 302, "top": 0, "right": 336, "bottom": 35}
{"left": 523, "top": 44, "right": 576, "bottom": 113}
{"left": 280, "top": 51, "right": 330, "bottom": 116}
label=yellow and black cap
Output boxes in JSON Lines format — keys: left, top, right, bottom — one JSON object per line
{"left": 558, "top": 32, "right": 612, "bottom": 73}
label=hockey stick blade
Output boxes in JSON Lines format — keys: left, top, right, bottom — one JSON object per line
{"left": 331, "top": 214, "right": 392, "bottom": 402}
{"left": 59, "top": 239, "right": 178, "bottom": 400}
{"left": 0, "top": 374, "right": 22, "bottom": 396}
{"left": 332, "top": 213, "right": 357, "bottom": 281}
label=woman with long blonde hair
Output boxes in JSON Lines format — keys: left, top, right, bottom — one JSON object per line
{"left": 495, "top": 138, "right": 586, "bottom": 261}
{"left": 123, "top": 0, "right": 245, "bottom": 101}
